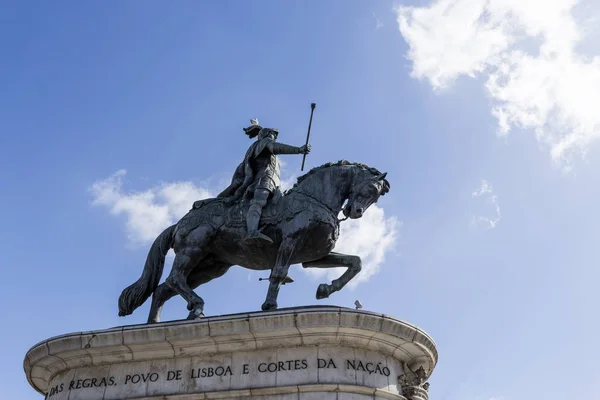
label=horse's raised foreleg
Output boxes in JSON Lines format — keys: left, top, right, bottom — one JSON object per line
{"left": 262, "top": 238, "right": 297, "bottom": 311}
{"left": 302, "top": 252, "right": 362, "bottom": 299}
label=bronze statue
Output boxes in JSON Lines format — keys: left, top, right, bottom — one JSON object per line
{"left": 118, "top": 113, "right": 390, "bottom": 324}
{"left": 217, "top": 119, "right": 311, "bottom": 243}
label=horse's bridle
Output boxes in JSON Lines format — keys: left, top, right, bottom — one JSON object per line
{"left": 293, "top": 189, "right": 348, "bottom": 223}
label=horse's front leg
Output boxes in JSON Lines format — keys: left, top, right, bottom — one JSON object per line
{"left": 262, "top": 238, "right": 297, "bottom": 311}
{"left": 302, "top": 252, "right": 362, "bottom": 299}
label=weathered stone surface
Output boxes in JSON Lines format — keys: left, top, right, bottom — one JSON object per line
{"left": 25, "top": 307, "right": 436, "bottom": 400}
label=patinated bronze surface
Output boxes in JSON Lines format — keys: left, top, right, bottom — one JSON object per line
{"left": 118, "top": 120, "right": 390, "bottom": 323}
{"left": 216, "top": 121, "right": 311, "bottom": 244}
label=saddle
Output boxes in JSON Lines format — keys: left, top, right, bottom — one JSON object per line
{"left": 190, "top": 189, "right": 287, "bottom": 228}
{"left": 226, "top": 190, "right": 286, "bottom": 228}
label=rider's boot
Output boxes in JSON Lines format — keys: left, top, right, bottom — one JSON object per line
{"left": 245, "top": 206, "right": 273, "bottom": 243}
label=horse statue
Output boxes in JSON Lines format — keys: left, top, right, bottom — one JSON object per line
{"left": 118, "top": 160, "right": 390, "bottom": 323}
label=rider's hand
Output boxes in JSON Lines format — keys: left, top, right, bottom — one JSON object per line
{"left": 299, "top": 144, "right": 311, "bottom": 154}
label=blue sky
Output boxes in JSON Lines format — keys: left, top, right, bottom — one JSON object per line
{"left": 2, "top": 1, "right": 600, "bottom": 399}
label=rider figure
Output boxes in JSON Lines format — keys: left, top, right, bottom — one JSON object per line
{"left": 218, "top": 119, "right": 311, "bottom": 243}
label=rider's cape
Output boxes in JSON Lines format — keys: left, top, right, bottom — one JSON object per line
{"left": 218, "top": 136, "right": 276, "bottom": 200}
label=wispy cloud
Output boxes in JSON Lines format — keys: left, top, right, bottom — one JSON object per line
{"left": 471, "top": 179, "right": 501, "bottom": 229}
{"left": 279, "top": 160, "right": 298, "bottom": 192}
{"left": 90, "top": 170, "right": 398, "bottom": 285}
{"left": 373, "top": 12, "right": 384, "bottom": 30}
{"left": 396, "top": 0, "right": 600, "bottom": 165}
{"left": 89, "top": 169, "right": 213, "bottom": 245}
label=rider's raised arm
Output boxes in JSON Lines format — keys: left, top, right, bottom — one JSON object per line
{"left": 266, "top": 141, "right": 303, "bottom": 155}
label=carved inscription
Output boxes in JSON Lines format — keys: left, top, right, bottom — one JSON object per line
{"left": 47, "top": 356, "right": 392, "bottom": 398}
{"left": 47, "top": 377, "right": 116, "bottom": 397}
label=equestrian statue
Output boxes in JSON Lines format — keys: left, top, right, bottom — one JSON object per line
{"left": 118, "top": 111, "right": 391, "bottom": 323}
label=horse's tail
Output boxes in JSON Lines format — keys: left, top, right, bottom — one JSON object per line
{"left": 118, "top": 224, "right": 176, "bottom": 317}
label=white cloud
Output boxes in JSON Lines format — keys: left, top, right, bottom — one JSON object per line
{"left": 89, "top": 170, "right": 213, "bottom": 245}
{"left": 90, "top": 170, "right": 398, "bottom": 286}
{"left": 471, "top": 179, "right": 501, "bottom": 229}
{"left": 304, "top": 206, "right": 399, "bottom": 287}
{"left": 280, "top": 174, "right": 297, "bottom": 192}
{"left": 279, "top": 158, "right": 298, "bottom": 191}
{"left": 396, "top": 0, "right": 600, "bottom": 163}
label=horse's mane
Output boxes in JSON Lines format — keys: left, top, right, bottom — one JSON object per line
{"left": 285, "top": 160, "right": 389, "bottom": 194}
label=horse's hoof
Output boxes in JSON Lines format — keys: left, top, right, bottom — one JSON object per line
{"left": 316, "top": 284, "right": 330, "bottom": 299}
{"left": 193, "top": 308, "right": 205, "bottom": 318}
{"left": 261, "top": 301, "right": 278, "bottom": 311}
{"left": 186, "top": 312, "right": 204, "bottom": 320}
{"left": 186, "top": 312, "right": 196, "bottom": 320}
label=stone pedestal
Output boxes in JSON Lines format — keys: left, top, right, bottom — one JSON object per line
{"left": 24, "top": 306, "right": 437, "bottom": 399}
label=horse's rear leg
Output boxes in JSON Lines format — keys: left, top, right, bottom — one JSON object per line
{"left": 165, "top": 247, "right": 207, "bottom": 317}
{"left": 184, "top": 262, "right": 231, "bottom": 320}
{"left": 302, "top": 252, "right": 362, "bottom": 299}
{"left": 148, "top": 283, "right": 174, "bottom": 323}
{"left": 148, "top": 262, "right": 231, "bottom": 323}
{"left": 164, "top": 225, "right": 216, "bottom": 317}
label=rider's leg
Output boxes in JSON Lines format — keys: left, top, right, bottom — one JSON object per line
{"left": 246, "top": 188, "right": 272, "bottom": 242}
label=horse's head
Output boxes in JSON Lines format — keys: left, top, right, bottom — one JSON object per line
{"left": 343, "top": 171, "right": 390, "bottom": 219}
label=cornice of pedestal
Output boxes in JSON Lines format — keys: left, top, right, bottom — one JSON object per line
{"left": 24, "top": 306, "right": 437, "bottom": 398}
